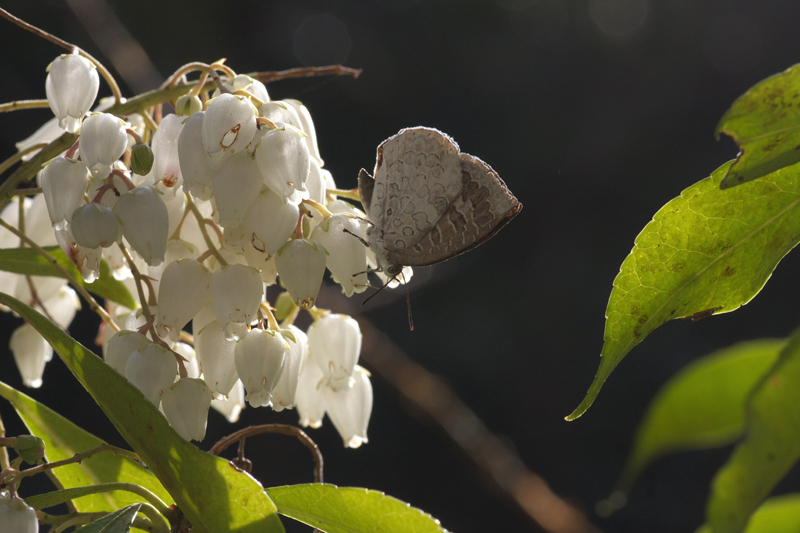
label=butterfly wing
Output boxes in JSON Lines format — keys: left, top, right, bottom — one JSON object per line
{"left": 370, "top": 127, "right": 464, "bottom": 252}
{"left": 383, "top": 152, "right": 522, "bottom": 267}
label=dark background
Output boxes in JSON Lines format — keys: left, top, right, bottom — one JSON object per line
{"left": 3, "top": 0, "right": 800, "bottom": 532}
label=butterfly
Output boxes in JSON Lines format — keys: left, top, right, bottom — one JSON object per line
{"left": 358, "top": 127, "right": 522, "bottom": 280}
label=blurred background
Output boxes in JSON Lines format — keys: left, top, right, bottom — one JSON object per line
{"left": 3, "top": 0, "right": 800, "bottom": 531}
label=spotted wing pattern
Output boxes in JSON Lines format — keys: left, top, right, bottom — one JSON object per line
{"left": 383, "top": 152, "right": 522, "bottom": 267}
{"left": 370, "top": 127, "right": 464, "bottom": 252}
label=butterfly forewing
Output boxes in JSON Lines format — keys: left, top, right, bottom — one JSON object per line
{"left": 383, "top": 152, "right": 521, "bottom": 267}
{"left": 372, "top": 128, "right": 463, "bottom": 252}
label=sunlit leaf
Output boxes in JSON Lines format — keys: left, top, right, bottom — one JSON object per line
{"left": 0, "top": 381, "right": 172, "bottom": 513}
{"left": 267, "top": 483, "right": 447, "bottom": 533}
{"left": 568, "top": 161, "right": 800, "bottom": 420}
{"left": 706, "top": 327, "right": 800, "bottom": 533}
{"left": 718, "top": 63, "right": 800, "bottom": 189}
{"left": 608, "top": 340, "right": 782, "bottom": 505}
{"left": 25, "top": 483, "right": 165, "bottom": 512}
{"left": 697, "top": 494, "right": 800, "bottom": 533}
{"left": 0, "top": 246, "right": 136, "bottom": 309}
{"left": 76, "top": 503, "right": 140, "bottom": 533}
{"left": 0, "top": 293, "right": 284, "bottom": 533}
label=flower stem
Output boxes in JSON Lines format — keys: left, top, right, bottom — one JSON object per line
{"left": 328, "top": 188, "right": 362, "bottom": 202}
{"left": 0, "top": 143, "right": 49, "bottom": 177}
{"left": 186, "top": 196, "right": 227, "bottom": 266}
{"left": 0, "top": 99, "right": 50, "bottom": 113}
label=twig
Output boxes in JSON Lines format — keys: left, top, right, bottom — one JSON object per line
{"left": 0, "top": 99, "right": 50, "bottom": 113}
{"left": 208, "top": 424, "right": 323, "bottom": 483}
{"left": 252, "top": 65, "right": 362, "bottom": 84}
{"left": 0, "top": 7, "right": 122, "bottom": 104}
{"left": 0, "top": 144, "right": 49, "bottom": 177}
{"left": 0, "top": 413, "right": 9, "bottom": 471}
{"left": 186, "top": 196, "right": 226, "bottom": 266}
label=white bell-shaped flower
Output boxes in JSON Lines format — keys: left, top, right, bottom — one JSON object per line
{"left": 284, "top": 99, "right": 323, "bottom": 167}
{"left": 0, "top": 494, "right": 38, "bottom": 533}
{"left": 242, "top": 187, "right": 299, "bottom": 256}
{"left": 157, "top": 183, "right": 186, "bottom": 239}
{"left": 202, "top": 93, "right": 257, "bottom": 169}
{"left": 310, "top": 214, "right": 368, "bottom": 297}
{"left": 79, "top": 112, "right": 128, "bottom": 178}
{"left": 125, "top": 342, "right": 178, "bottom": 405}
{"left": 55, "top": 225, "right": 102, "bottom": 282}
{"left": 305, "top": 159, "right": 327, "bottom": 205}
{"left": 271, "top": 325, "right": 307, "bottom": 411}
{"left": 173, "top": 342, "right": 201, "bottom": 379}
{"left": 178, "top": 112, "right": 214, "bottom": 200}
{"left": 17, "top": 116, "right": 63, "bottom": 160}
{"left": 45, "top": 54, "right": 99, "bottom": 133}
{"left": 162, "top": 377, "right": 212, "bottom": 442}
{"left": 151, "top": 114, "right": 184, "bottom": 189}
{"left": 70, "top": 203, "right": 120, "bottom": 249}
{"left": 255, "top": 123, "right": 311, "bottom": 202}
{"left": 156, "top": 259, "right": 211, "bottom": 341}
{"left": 14, "top": 276, "right": 66, "bottom": 311}
{"left": 275, "top": 239, "right": 326, "bottom": 309}
{"left": 10, "top": 323, "right": 52, "bottom": 388}
{"left": 322, "top": 366, "right": 373, "bottom": 448}
{"left": 307, "top": 314, "right": 361, "bottom": 392}
{"left": 243, "top": 245, "right": 279, "bottom": 285}
{"left": 106, "top": 330, "right": 150, "bottom": 374}
{"left": 295, "top": 355, "right": 326, "bottom": 428}
{"left": 40, "top": 156, "right": 90, "bottom": 228}
{"left": 258, "top": 101, "right": 302, "bottom": 128}
{"left": 216, "top": 74, "right": 270, "bottom": 103}
{"left": 211, "top": 379, "right": 245, "bottom": 422}
{"left": 195, "top": 320, "right": 238, "bottom": 396}
{"left": 41, "top": 285, "right": 80, "bottom": 329}
{"left": 209, "top": 264, "right": 263, "bottom": 336}
{"left": 114, "top": 186, "right": 169, "bottom": 266}
{"left": 235, "top": 327, "right": 287, "bottom": 408}
{"left": 211, "top": 151, "right": 263, "bottom": 227}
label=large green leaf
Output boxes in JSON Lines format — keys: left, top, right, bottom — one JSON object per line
{"left": 0, "top": 246, "right": 136, "bottom": 309}
{"left": 698, "top": 494, "right": 800, "bottom": 533}
{"left": 0, "top": 381, "right": 172, "bottom": 513}
{"left": 266, "top": 484, "right": 447, "bottom": 533}
{"left": 718, "top": 63, "right": 800, "bottom": 189}
{"left": 0, "top": 293, "right": 284, "bottom": 533}
{"left": 611, "top": 340, "right": 783, "bottom": 501}
{"left": 568, "top": 161, "right": 800, "bottom": 420}
{"left": 706, "top": 327, "right": 800, "bottom": 533}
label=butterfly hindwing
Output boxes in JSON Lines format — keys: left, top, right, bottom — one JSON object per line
{"left": 372, "top": 127, "right": 463, "bottom": 252}
{"left": 383, "top": 152, "right": 521, "bottom": 267}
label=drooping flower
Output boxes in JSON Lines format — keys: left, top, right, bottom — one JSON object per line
{"left": 45, "top": 53, "right": 99, "bottom": 133}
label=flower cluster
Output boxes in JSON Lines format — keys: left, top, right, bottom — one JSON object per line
{"left": 2, "top": 53, "right": 411, "bottom": 447}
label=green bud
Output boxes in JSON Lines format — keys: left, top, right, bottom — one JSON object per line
{"left": 131, "top": 143, "right": 154, "bottom": 176}
{"left": 14, "top": 435, "right": 45, "bottom": 464}
{"left": 175, "top": 94, "right": 203, "bottom": 116}
{"left": 274, "top": 291, "right": 297, "bottom": 322}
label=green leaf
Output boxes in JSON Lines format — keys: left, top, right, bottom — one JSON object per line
{"left": 0, "top": 293, "right": 284, "bottom": 533}
{"left": 0, "top": 381, "right": 172, "bottom": 513}
{"left": 25, "top": 483, "right": 163, "bottom": 512}
{"left": 609, "top": 340, "right": 783, "bottom": 504}
{"left": 698, "top": 494, "right": 800, "bottom": 533}
{"left": 706, "top": 327, "right": 800, "bottom": 533}
{"left": 77, "top": 503, "right": 141, "bottom": 533}
{"left": 567, "top": 160, "right": 800, "bottom": 420}
{"left": 0, "top": 246, "right": 136, "bottom": 309}
{"left": 718, "top": 63, "right": 800, "bottom": 189}
{"left": 266, "top": 483, "right": 447, "bottom": 533}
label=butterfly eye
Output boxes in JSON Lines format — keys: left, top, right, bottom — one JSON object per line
{"left": 387, "top": 265, "right": 402, "bottom": 276}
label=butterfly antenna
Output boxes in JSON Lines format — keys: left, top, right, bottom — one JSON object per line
{"left": 361, "top": 277, "right": 393, "bottom": 307}
{"left": 342, "top": 228, "right": 369, "bottom": 247}
{"left": 402, "top": 271, "right": 414, "bottom": 331}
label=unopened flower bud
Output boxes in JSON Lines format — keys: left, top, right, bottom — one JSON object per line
{"left": 14, "top": 435, "right": 46, "bottom": 464}
{"left": 175, "top": 94, "right": 203, "bottom": 116}
{"left": 275, "top": 239, "right": 326, "bottom": 309}
{"left": 45, "top": 54, "right": 99, "bottom": 133}
{"left": 131, "top": 143, "right": 154, "bottom": 176}
{"left": 162, "top": 378, "right": 212, "bottom": 441}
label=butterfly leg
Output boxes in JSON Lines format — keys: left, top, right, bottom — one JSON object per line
{"left": 342, "top": 228, "right": 370, "bottom": 247}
